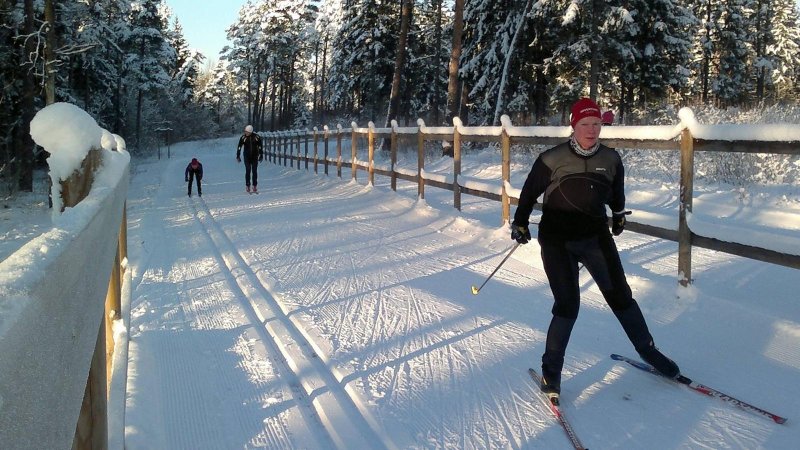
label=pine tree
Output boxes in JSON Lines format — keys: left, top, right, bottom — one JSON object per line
{"left": 125, "top": 0, "right": 175, "bottom": 152}
{"left": 714, "top": 0, "right": 752, "bottom": 106}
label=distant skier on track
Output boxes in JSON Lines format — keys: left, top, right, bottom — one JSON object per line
{"left": 236, "top": 124, "right": 263, "bottom": 193}
{"left": 185, "top": 157, "right": 203, "bottom": 197}
{"left": 511, "top": 97, "right": 681, "bottom": 403}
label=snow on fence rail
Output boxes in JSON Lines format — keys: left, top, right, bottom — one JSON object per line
{"left": 0, "top": 103, "right": 130, "bottom": 450}
{"left": 262, "top": 110, "right": 800, "bottom": 285}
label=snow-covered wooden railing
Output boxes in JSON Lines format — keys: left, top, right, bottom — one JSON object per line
{"left": 0, "top": 103, "right": 130, "bottom": 450}
{"left": 261, "top": 111, "right": 800, "bottom": 285}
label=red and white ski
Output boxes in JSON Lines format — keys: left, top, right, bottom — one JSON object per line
{"left": 528, "top": 368, "right": 589, "bottom": 449}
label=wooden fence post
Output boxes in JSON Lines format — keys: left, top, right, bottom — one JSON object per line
{"left": 390, "top": 120, "right": 398, "bottom": 191}
{"left": 304, "top": 132, "right": 310, "bottom": 170}
{"left": 500, "top": 115, "right": 512, "bottom": 224}
{"left": 368, "top": 121, "right": 376, "bottom": 185}
{"left": 313, "top": 127, "right": 319, "bottom": 174}
{"left": 62, "top": 147, "right": 109, "bottom": 450}
{"left": 292, "top": 132, "right": 297, "bottom": 169}
{"left": 289, "top": 132, "right": 295, "bottom": 169}
{"left": 269, "top": 134, "right": 274, "bottom": 164}
{"left": 678, "top": 127, "right": 695, "bottom": 286}
{"left": 336, "top": 124, "right": 343, "bottom": 178}
{"left": 324, "top": 125, "right": 330, "bottom": 175}
{"left": 274, "top": 133, "right": 280, "bottom": 165}
{"left": 269, "top": 133, "right": 274, "bottom": 165}
{"left": 351, "top": 122, "right": 358, "bottom": 181}
{"left": 295, "top": 133, "right": 300, "bottom": 170}
{"left": 452, "top": 117, "right": 462, "bottom": 211}
{"left": 417, "top": 119, "right": 425, "bottom": 199}
{"left": 283, "top": 132, "right": 292, "bottom": 167}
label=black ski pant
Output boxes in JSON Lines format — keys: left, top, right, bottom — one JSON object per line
{"left": 538, "top": 231, "right": 654, "bottom": 385}
{"left": 188, "top": 172, "right": 201, "bottom": 195}
{"left": 244, "top": 159, "right": 258, "bottom": 187}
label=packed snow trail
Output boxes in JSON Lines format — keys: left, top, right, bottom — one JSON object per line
{"left": 123, "top": 138, "right": 798, "bottom": 449}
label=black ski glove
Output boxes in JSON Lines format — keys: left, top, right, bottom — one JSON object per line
{"left": 511, "top": 223, "right": 531, "bottom": 244}
{"left": 612, "top": 211, "right": 632, "bottom": 236}
{"left": 258, "top": 155, "right": 263, "bottom": 162}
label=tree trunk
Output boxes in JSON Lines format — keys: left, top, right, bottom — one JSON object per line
{"left": 287, "top": 53, "right": 295, "bottom": 127}
{"left": 385, "top": 0, "right": 413, "bottom": 130}
{"left": 588, "top": 0, "right": 599, "bottom": 99}
{"left": 312, "top": 38, "right": 320, "bottom": 124}
{"left": 270, "top": 78, "right": 277, "bottom": 131}
{"left": 44, "top": 0, "right": 56, "bottom": 105}
{"left": 17, "top": 0, "right": 36, "bottom": 191}
{"left": 321, "top": 34, "right": 328, "bottom": 124}
{"left": 444, "top": 0, "right": 464, "bottom": 156}
{"left": 432, "top": 0, "right": 443, "bottom": 124}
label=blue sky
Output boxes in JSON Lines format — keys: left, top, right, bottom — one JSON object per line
{"left": 166, "top": 0, "right": 247, "bottom": 64}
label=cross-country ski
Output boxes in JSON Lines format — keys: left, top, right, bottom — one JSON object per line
{"left": 529, "top": 368, "right": 588, "bottom": 450}
{"left": 611, "top": 354, "right": 787, "bottom": 425}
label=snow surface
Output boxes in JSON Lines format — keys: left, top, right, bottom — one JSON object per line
{"left": 108, "top": 137, "right": 799, "bottom": 449}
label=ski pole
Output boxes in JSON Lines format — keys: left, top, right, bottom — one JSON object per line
{"left": 471, "top": 242, "right": 521, "bottom": 295}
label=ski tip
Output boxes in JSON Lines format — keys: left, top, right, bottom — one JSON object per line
{"left": 775, "top": 416, "right": 787, "bottom": 425}
{"left": 610, "top": 353, "right": 624, "bottom": 360}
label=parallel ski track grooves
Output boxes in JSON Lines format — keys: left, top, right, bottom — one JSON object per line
{"left": 192, "top": 198, "right": 396, "bottom": 450}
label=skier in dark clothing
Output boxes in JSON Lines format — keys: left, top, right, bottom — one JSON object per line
{"left": 185, "top": 157, "right": 203, "bottom": 197}
{"left": 511, "top": 97, "right": 680, "bottom": 402}
{"left": 236, "top": 124, "right": 263, "bottom": 193}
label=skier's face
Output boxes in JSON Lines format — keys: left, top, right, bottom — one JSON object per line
{"left": 573, "top": 116, "right": 602, "bottom": 150}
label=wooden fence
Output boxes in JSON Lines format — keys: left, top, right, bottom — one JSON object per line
{"left": 261, "top": 114, "right": 800, "bottom": 285}
{"left": 0, "top": 145, "right": 128, "bottom": 450}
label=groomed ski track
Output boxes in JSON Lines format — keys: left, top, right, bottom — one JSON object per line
{"left": 123, "top": 137, "right": 797, "bottom": 449}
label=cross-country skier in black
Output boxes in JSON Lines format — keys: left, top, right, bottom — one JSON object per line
{"left": 236, "top": 124, "right": 263, "bottom": 193}
{"left": 511, "top": 97, "right": 680, "bottom": 403}
{"left": 185, "top": 157, "right": 203, "bottom": 197}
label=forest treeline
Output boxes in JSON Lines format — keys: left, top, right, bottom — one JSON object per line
{"left": 2, "top": 0, "right": 799, "bottom": 193}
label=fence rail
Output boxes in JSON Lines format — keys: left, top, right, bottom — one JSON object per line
{"left": 261, "top": 113, "right": 800, "bottom": 285}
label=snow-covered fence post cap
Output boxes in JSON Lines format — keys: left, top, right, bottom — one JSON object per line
{"left": 390, "top": 119, "right": 399, "bottom": 130}
{"left": 417, "top": 118, "right": 426, "bottom": 128}
{"left": 337, "top": 123, "right": 343, "bottom": 132}
{"left": 30, "top": 102, "right": 103, "bottom": 183}
{"left": 313, "top": 126, "right": 318, "bottom": 132}
{"left": 678, "top": 107, "right": 697, "bottom": 129}
{"left": 500, "top": 114, "right": 514, "bottom": 130}
{"left": 351, "top": 121, "right": 358, "bottom": 129}
{"left": 452, "top": 116, "right": 463, "bottom": 131}
{"left": 323, "top": 125, "right": 329, "bottom": 133}
{"left": 368, "top": 121, "right": 375, "bottom": 130}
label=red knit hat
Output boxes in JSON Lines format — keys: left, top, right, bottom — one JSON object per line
{"left": 570, "top": 98, "right": 602, "bottom": 128}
